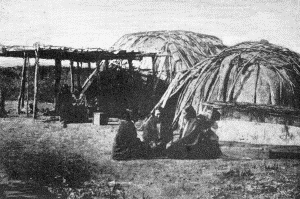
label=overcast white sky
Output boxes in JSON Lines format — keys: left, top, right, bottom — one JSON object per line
{"left": 1, "top": 0, "right": 300, "bottom": 66}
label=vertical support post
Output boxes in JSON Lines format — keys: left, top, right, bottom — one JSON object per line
{"left": 21, "top": 57, "right": 27, "bottom": 108}
{"left": 96, "top": 61, "right": 101, "bottom": 111}
{"left": 69, "top": 60, "right": 74, "bottom": 93}
{"left": 88, "top": 62, "right": 91, "bottom": 69}
{"left": 17, "top": 53, "right": 27, "bottom": 114}
{"left": 26, "top": 57, "right": 30, "bottom": 117}
{"left": 152, "top": 55, "right": 156, "bottom": 76}
{"left": 128, "top": 58, "right": 133, "bottom": 71}
{"left": 96, "top": 61, "right": 100, "bottom": 71}
{"left": 254, "top": 63, "right": 260, "bottom": 104}
{"left": 151, "top": 55, "right": 157, "bottom": 108}
{"left": 54, "top": 58, "right": 62, "bottom": 112}
{"left": 104, "top": 59, "right": 109, "bottom": 70}
{"left": 33, "top": 48, "right": 39, "bottom": 119}
{"left": 76, "top": 62, "right": 81, "bottom": 91}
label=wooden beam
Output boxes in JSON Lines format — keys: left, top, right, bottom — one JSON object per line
{"left": 0, "top": 45, "right": 157, "bottom": 62}
{"left": 26, "top": 57, "right": 30, "bottom": 117}
{"left": 128, "top": 59, "right": 133, "bottom": 71}
{"left": 54, "top": 58, "right": 62, "bottom": 112}
{"left": 104, "top": 59, "right": 109, "bottom": 70}
{"left": 21, "top": 57, "right": 28, "bottom": 108}
{"left": 76, "top": 62, "right": 81, "bottom": 91}
{"left": 17, "top": 53, "right": 27, "bottom": 114}
{"left": 152, "top": 55, "right": 157, "bottom": 78}
{"left": 96, "top": 61, "right": 101, "bottom": 110}
{"left": 96, "top": 61, "right": 101, "bottom": 71}
{"left": 33, "top": 49, "right": 39, "bottom": 119}
{"left": 253, "top": 63, "right": 260, "bottom": 104}
{"left": 69, "top": 60, "right": 74, "bottom": 93}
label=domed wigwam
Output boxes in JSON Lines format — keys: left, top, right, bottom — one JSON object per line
{"left": 186, "top": 40, "right": 300, "bottom": 110}
{"left": 111, "top": 30, "right": 226, "bottom": 82}
{"left": 155, "top": 40, "right": 300, "bottom": 146}
{"left": 81, "top": 30, "right": 227, "bottom": 117}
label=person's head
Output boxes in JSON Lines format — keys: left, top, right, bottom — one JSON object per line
{"left": 207, "top": 108, "right": 221, "bottom": 121}
{"left": 152, "top": 107, "right": 163, "bottom": 122}
{"left": 122, "top": 108, "right": 133, "bottom": 121}
{"left": 182, "top": 105, "right": 196, "bottom": 121}
{"left": 62, "top": 84, "right": 70, "bottom": 93}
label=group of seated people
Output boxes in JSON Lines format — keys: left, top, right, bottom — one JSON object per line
{"left": 112, "top": 105, "right": 222, "bottom": 160}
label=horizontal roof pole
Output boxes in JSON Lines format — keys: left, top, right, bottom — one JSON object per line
{"left": 0, "top": 45, "right": 158, "bottom": 62}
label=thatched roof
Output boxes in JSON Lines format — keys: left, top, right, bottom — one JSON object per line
{"left": 111, "top": 30, "right": 226, "bottom": 82}
{"left": 155, "top": 41, "right": 300, "bottom": 128}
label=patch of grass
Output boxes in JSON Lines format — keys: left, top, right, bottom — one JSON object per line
{"left": 161, "top": 182, "right": 195, "bottom": 198}
{"left": 222, "top": 167, "right": 254, "bottom": 179}
{"left": 263, "top": 161, "right": 280, "bottom": 171}
{"left": 161, "top": 184, "right": 181, "bottom": 198}
{"left": 211, "top": 161, "right": 300, "bottom": 198}
{"left": 1, "top": 136, "right": 99, "bottom": 187}
{"left": 1, "top": 118, "right": 299, "bottom": 199}
{"left": 0, "top": 119, "right": 123, "bottom": 198}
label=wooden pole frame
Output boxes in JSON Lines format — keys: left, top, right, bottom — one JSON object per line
{"left": 33, "top": 48, "right": 39, "bottom": 119}
{"left": 104, "top": 59, "right": 109, "bottom": 71}
{"left": 96, "top": 61, "right": 101, "bottom": 111}
{"left": 76, "top": 61, "right": 81, "bottom": 91}
{"left": 152, "top": 55, "right": 157, "bottom": 78}
{"left": 17, "top": 52, "right": 27, "bottom": 114}
{"left": 54, "top": 58, "right": 62, "bottom": 112}
{"left": 26, "top": 57, "right": 30, "bottom": 117}
{"left": 151, "top": 55, "right": 158, "bottom": 108}
{"left": 128, "top": 58, "right": 133, "bottom": 71}
{"left": 70, "top": 60, "right": 74, "bottom": 93}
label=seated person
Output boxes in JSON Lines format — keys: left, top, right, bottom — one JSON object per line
{"left": 142, "top": 107, "right": 166, "bottom": 157}
{"left": 57, "top": 84, "right": 74, "bottom": 127}
{"left": 142, "top": 107, "right": 162, "bottom": 147}
{"left": 112, "top": 109, "right": 150, "bottom": 160}
{"left": 166, "top": 106, "right": 222, "bottom": 159}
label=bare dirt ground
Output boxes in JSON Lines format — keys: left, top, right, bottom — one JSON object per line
{"left": 0, "top": 101, "right": 299, "bottom": 198}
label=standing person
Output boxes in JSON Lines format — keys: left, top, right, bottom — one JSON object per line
{"left": 112, "top": 109, "right": 150, "bottom": 160}
{"left": 57, "top": 84, "right": 73, "bottom": 127}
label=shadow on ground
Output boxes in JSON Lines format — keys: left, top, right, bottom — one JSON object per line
{"left": 0, "top": 180, "right": 54, "bottom": 199}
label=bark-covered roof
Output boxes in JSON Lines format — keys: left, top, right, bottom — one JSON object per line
{"left": 111, "top": 30, "right": 227, "bottom": 82}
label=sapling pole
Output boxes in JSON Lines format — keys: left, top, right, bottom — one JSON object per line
{"left": 33, "top": 49, "right": 39, "bottom": 119}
